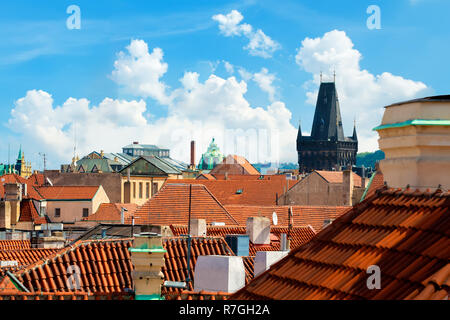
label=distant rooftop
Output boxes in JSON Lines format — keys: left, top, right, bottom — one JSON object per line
{"left": 385, "top": 95, "right": 450, "bottom": 108}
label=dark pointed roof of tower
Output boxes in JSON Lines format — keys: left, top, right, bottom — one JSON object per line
{"left": 310, "top": 82, "right": 345, "bottom": 141}
{"left": 352, "top": 121, "right": 358, "bottom": 141}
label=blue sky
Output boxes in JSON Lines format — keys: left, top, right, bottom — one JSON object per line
{"left": 0, "top": 0, "right": 448, "bottom": 169}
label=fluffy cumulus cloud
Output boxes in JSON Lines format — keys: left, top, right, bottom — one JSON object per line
{"left": 8, "top": 39, "right": 297, "bottom": 167}
{"left": 295, "top": 29, "right": 429, "bottom": 152}
{"left": 252, "top": 68, "right": 276, "bottom": 102}
{"left": 212, "top": 10, "right": 280, "bottom": 58}
{"left": 110, "top": 39, "right": 170, "bottom": 104}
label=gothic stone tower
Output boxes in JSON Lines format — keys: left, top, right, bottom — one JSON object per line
{"left": 297, "top": 81, "right": 358, "bottom": 173}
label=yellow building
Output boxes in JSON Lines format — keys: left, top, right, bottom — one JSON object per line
{"left": 119, "top": 156, "right": 183, "bottom": 205}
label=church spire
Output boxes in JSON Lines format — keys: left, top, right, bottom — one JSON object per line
{"left": 352, "top": 118, "right": 358, "bottom": 141}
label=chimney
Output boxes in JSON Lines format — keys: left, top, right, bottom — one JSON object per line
{"left": 129, "top": 233, "right": 166, "bottom": 300}
{"left": 37, "top": 234, "right": 65, "bottom": 249}
{"left": 375, "top": 96, "right": 450, "bottom": 190}
{"left": 280, "top": 233, "right": 289, "bottom": 251}
{"left": 189, "top": 219, "right": 206, "bottom": 237}
{"left": 246, "top": 217, "right": 270, "bottom": 245}
{"left": 343, "top": 167, "right": 354, "bottom": 206}
{"left": 190, "top": 141, "right": 195, "bottom": 169}
{"left": 194, "top": 255, "right": 245, "bottom": 293}
{"left": 254, "top": 251, "right": 289, "bottom": 277}
{"left": 225, "top": 234, "right": 249, "bottom": 256}
{"left": 120, "top": 207, "right": 128, "bottom": 224}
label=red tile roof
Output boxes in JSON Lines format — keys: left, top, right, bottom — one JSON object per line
{"left": 0, "top": 240, "right": 31, "bottom": 250}
{"left": 363, "top": 171, "right": 385, "bottom": 201}
{"left": 169, "top": 225, "right": 316, "bottom": 257}
{"left": 161, "top": 236, "right": 252, "bottom": 293}
{"left": 231, "top": 188, "right": 450, "bottom": 300}
{"left": 210, "top": 155, "right": 260, "bottom": 175}
{"left": 11, "top": 236, "right": 251, "bottom": 295}
{"left": 85, "top": 203, "right": 139, "bottom": 222}
{"left": 0, "top": 173, "right": 45, "bottom": 200}
{"left": 0, "top": 248, "right": 58, "bottom": 268}
{"left": 164, "top": 290, "right": 230, "bottom": 300}
{"left": 164, "top": 179, "right": 296, "bottom": 206}
{"left": 18, "top": 199, "right": 48, "bottom": 224}
{"left": 224, "top": 205, "right": 351, "bottom": 232}
{"left": 316, "top": 170, "right": 362, "bottom": 187}
{"left": 132, "top": 184, "right": 238, "bottom": 226}
{"left": 35, "top": 186, "right": 100, "bottom": 200}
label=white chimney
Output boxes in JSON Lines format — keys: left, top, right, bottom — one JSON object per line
{"left": 254, "top": 251, "right": 289, "bottom": 277}
{"left": 375, "top": 96, "right": 450, "bottom": 190}
{"left": 190, "top": 219, "right": 206, "bottom": 237}
{"left": 246, "top": 216, "right": 270, "bottom": 245}
{"left": 194, "top": 255, "right": 245, "bottom": 293}
{"left": 343, "top": 168, "right": 354, "bottom": 206}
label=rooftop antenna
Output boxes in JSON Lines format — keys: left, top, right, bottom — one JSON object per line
{"left": 333, "top": 69, "right": 336, "bottom": 82}
{"left": 73, "top": 121, "right": 77, "bottom": 160}
{"left": 320, "top": 71, "right": 322, "bottom": 83}
{"left": 185, "top": 184, "right": 193, "bottom": 286}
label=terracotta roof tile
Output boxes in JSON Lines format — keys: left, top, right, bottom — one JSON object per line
{"left": 316, "top": 170, "right": 362, "bottom": 187}
{"left": 164, "top": 179, "right": 294, "bottom": 206}
{"left": 169, "top": 225, "right": 316, "bottom": 257}
{"left": 35, "top": 186, "right": 100, "bottom": 200}
{"left": 11, "top": 236, "right": 250, "bottom": 296}
{"left": 209, "top": 155, "right": 260, "bottom": 175}
{"left": 363, "top": 171, "right": 385, "bottom": 200}
{"left": 164, "top": 290, "right": 230, "bottom": 300}
{"left": 0, "top": 240, "right": 31, "bottom": 250}
{"left": 231, "top": 188, "right": 450, "bottom": 300}
{"left": 85, "top": 203, "right": 139, "bottom": 222}
{"left": 132, "top": 184, "right": 238, "bottom": 226}
{"left": 224, "top": 205, "right": 351, "bottom": 232}
{"left": 18, "top": 199, "right": 48, "bottom": 224}
{"left": 0, "top": 248, "right": 58, "bottom": 268}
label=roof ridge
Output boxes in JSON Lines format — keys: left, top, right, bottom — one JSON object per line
{"left": 199, "top": 184, "right": 240, "bottom": 225}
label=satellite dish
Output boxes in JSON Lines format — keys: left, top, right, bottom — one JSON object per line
{"left": 272, "top": 212, "right": 278, "bottom": 226}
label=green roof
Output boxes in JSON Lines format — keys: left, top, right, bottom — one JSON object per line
{"left": 198, "top": 138, "right": 224, "bottom": 170}
{"left": 373, "top": 119, "right": 450, "bottom": 131}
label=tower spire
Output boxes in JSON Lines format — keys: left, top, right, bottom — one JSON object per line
{"left": 352, "top": 118, "right": 358, "bottom": 141}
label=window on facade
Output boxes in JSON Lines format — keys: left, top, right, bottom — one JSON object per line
{"left": 139, "top": 182, "right": 143, "bottom": 199}
{"left": 146, "top": 182, "right": 150, "bottom": 198}
{"left": 152, "top": 182, "right": 158, "bottom": 196}
{"left": 133, "top": 182, "right": 136, "bottom": 198}
{"left": 82, "top": 208, "right": 89, "bottom": 217}
{"left": 55, "top": 208, "right": 60, "bottom": 217}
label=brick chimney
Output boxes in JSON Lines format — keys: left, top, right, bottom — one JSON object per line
{"left": 190, "top": 219, "right": 206, "bottom": 237}
{"left": 375, "top": 96, "right": 450, "bottom": 190}
{"left": 343, "top": 168, "right": 354, "bottom": 206}
{"left": 129, "top": 233, "right": 166, "bottom": 300}
{"left": 190, "top": 141, "right": 195, "bottom": 169}
{"left": 246, "top": 217, "right": 270, "bottom": 245}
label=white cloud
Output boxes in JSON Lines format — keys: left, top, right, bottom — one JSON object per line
{"left": 110, "top": 39, "right": 170, "bottom": 104}
{"left": 212, "top": 10, "right": 280, "bottom": 58}
{"left": 9, "top": 39, "right": 297, "bottom": 167}
{"left": 223, "top": 60, "right": 234, "bottom": 74}
{"left": 252, "top": 68, "right": 276, "bottom": 102}
{"left": 295, "top": 29, "right": 429, "bottom": 152}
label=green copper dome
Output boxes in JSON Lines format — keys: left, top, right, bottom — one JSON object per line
{"left": 198, "top": 138, "right": 224, "bottom": 170}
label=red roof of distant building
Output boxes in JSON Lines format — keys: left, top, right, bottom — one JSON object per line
{"left": 231, "top": 187, "right": 450, "bottom": 300}
{"left": 165, "top": 179, "right": 296, "bottom": 206}
{"left": 132, "top": 184, "right": 238, "bottom": 226}
{"left": 224, "top": 205, "right": 351, "bottom": 232}
{"left": 18, "top": 199, "right": 48, "bottom": 224}
{"left": 316, "top": 170, "right": 363, "bottom": 187}
{"left": 85, "top": 203, "right": 139, "bottom": 222}
{"left": 363, "top": 171, "right": 385, "bottom": 200}
{"left": 35, "top": 186, "right": 100, "bottom": 200}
